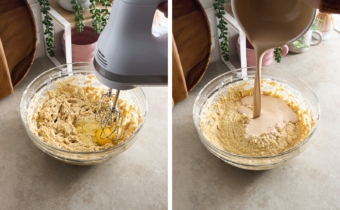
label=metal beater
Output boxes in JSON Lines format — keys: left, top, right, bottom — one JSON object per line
{"left": 95, "top": 88, "right": 121, "bottom": 139}
{"left": 93, "top": 0, "right": 167, "bottom": 141}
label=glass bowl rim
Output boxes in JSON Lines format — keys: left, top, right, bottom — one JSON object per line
{"left": 193, "top": 66, "right": 321, "bottom": 159}
{"left": 20, "top": 63, "right": 148, "bottom": 155}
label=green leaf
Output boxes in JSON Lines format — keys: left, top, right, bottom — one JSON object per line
{"left": 214, "top": 0, "right": 229, "bottom": 61}
{"left": 274, "top": 48, "right": 282, "bottom": 63}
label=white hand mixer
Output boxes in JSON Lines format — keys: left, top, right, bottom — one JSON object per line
{"left": 94, "top": 0, "right": 167, "bottom": 140}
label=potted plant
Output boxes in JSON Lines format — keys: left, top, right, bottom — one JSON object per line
{"left": 236, "top": 37, "right": 289, "bottom": 66}
{"left": 38, "top": 0, "right": 112, "bottom": 57}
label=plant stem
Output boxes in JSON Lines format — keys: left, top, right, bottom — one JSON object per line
{"left": 214, "top": 0, "right": 229, "bottom": 61}
{"left": 90, "top": 0, "right": 112, "bottom": 34}
{"left": 38, "top": 0, "right": 55, "bottom": 57}
{"left": 274, "top": 47, "right": 282, "bottom": 63}
{"left": 71, "top": 0, "right": 85, "bottom": 32}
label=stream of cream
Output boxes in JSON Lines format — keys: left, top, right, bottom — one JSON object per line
{"left": 232, "top": 0, "right": 314, "bottom": 136}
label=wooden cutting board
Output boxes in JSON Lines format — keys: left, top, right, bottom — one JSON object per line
{"left": 173, "top": 0, "right": 212, "bottom": 104}
{"left": 0, "top": 39, "right": 13, "bottom": 99}
{"left": 0, "top": 0, "right": 37, "bottom": 99}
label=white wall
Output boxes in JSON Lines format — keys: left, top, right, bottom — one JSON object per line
{"left": 199, "top": 0, "right": 230, "bottom": 63}
{"left": 333, "top": 14, "right": 340, "bottom": 31}
{"left": 28, "top": 0, "right": 65, "bottom": 59}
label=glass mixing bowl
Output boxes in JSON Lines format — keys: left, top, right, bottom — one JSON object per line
{"left": 20, "top": 63, "right": 147, "bottom": 165}
{"left": 193, "top": 67, "right": 320, "bottom": 170}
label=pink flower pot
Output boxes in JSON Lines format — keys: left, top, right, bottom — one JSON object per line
{"left": 62, "top": 26, "right": 99, "bottom": 63}
{"left": 236, "top": 37, "right": 289, "bottom": 67}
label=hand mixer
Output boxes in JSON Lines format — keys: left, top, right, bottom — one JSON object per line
{"left": 94, "top": 0, "right": 168, "bottom": 140}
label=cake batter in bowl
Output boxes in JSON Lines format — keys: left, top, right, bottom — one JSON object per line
{"left": 20, "top": 63, "right": 147, "bottom": 165}
{"left": 193, "top": 67, "right": 320, "bottom": 170}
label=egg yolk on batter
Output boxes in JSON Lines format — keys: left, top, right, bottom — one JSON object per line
{"left": 95, "top": 127, "right": 117, "bottom": 146}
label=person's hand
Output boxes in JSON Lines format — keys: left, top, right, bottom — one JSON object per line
{"left": 157, "top": 1, "right": 168, "bottom": 18}
{"left": 301, "top": 0, "right": 321, "bottom": 8}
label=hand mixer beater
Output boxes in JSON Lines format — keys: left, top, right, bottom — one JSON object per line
{"left": 94, "top": 0, "right": 168, "bottom": 140}
{"left": 95, "top": 88, "right": 121, "bottom": 140}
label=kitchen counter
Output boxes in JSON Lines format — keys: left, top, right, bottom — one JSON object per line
{"left": 0, "top": 57, "right": 167, "bottom": 209}
{"left": 173, "top": 30, "right": 340, "bottom": 209}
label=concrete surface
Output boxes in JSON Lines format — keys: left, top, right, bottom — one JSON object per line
{"left": 0, "top": 57, "right": 167, "bottom": 209}
{"left": 173, "top": 30, "right": 340, "bottom": 209}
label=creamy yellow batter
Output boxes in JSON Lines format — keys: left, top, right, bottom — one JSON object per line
{"left": 29, "top": 75, "right": 143, "bottom": 152}
{"left": 200, "top": 79, "right": 316, "bottom": 156}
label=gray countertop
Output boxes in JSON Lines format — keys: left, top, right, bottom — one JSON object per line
{"left": 173, "top": 30, "right": 340, "bottom": 209}
{"left": 0, "top": 57, "right": 167, "bottom": 209}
